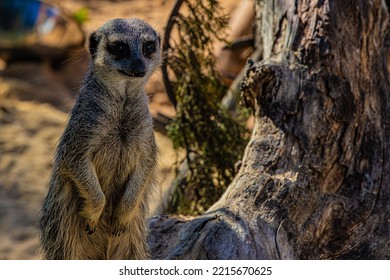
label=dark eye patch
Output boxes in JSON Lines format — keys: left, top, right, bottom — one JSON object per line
{"left": 143, "top": 41, "right": 156, "bottom": 58}
{"left": 107, "top": 41, "right": 129, "bottom": 59}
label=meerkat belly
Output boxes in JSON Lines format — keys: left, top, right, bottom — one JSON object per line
{"left": 91, "top": 120, "right": 147, "bottom": 194}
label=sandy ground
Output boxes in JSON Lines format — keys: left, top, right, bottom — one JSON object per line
{"left": 0, "top": 0, "right": 241, "bottom": 259}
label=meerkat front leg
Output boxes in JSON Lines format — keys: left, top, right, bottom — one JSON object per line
{"left": 62, "top": 159, "right": 106, "bottom": 234}
{"left": 111, "top": 164, "right": 153, "bottom": 236}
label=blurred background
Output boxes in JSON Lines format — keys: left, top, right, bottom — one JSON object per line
{"left": 0, "top": 0, "right": 253, "bottom": 259}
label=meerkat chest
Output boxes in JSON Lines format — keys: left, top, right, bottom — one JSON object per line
{"left": 112, "top": 100, "right": 152, "bottom": 145}
{"left": 92, "top": 99, "right": 153, "bottom": 185}
{"left": 95, "top": 92, "right": 151, "bottom": 141}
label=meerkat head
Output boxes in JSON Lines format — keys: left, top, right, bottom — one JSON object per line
{"left": 88, "top": 18, "right": 161, "bottom": 86}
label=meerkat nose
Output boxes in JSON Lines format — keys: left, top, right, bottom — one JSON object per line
{"left": 132, "top": 70, "right": 146, "bottom": 77}
{"left": 118, "top": 64, "right": 146, "bottom": 77}
{"left": 124, "top": 58, "right": 146, "bottom": 77}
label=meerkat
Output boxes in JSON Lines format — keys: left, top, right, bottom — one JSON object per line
{"left": 37, "top": 18, "right": 161, "bottom": 260}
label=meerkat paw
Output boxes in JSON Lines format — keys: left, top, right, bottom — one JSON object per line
{"left": 79, "top": 196, "right": 106, "bottom": 235}
{"left": 80, "top": 209, "right": 102, "bottom": 235}
{"left": 80, "top": 214, "right": 100, "bottom": 235}
{"left": 85, "top": 219, "right": 99, "bottom": 235}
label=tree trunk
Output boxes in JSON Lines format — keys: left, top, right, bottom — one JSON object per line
{"left": 149, "top": 0, "right": 390, "bottom": 259}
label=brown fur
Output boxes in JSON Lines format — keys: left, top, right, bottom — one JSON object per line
{"left": 37, "top": 18, "right": 161, "bottom": 259}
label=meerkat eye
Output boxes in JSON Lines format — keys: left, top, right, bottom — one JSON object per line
{"left": 107, "top": 41, "right": 129, "bottom": 59}
{"left": 143, "top": 41, "right": 156, "bottom": 57}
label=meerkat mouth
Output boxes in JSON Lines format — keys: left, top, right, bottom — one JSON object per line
{"left": 117, "top": 69, "right": 146, "bottom": 78}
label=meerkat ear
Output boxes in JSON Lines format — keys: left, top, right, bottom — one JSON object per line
{"left": 89, "top": 31, "right": 99, "bottom": 58}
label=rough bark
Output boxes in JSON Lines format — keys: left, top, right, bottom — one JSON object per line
{"left": 149, "top": 0, "right": 390, "bottom": 259}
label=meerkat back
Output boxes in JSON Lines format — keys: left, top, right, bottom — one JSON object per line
{"left": 37, "top": 18, "right": 161, "bottom": 260}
